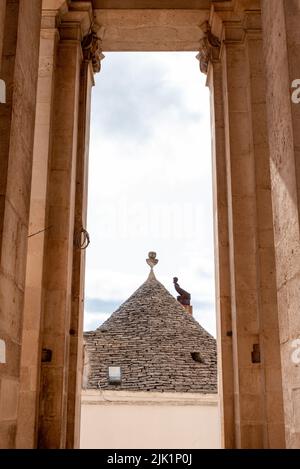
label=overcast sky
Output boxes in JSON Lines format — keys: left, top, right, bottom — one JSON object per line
{"left": 84, "top": 52, "right": 216, "bottom": 336}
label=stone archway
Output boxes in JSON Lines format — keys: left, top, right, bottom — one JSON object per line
{"left": 1, "top": 0, "right": 300, "bottom": 449}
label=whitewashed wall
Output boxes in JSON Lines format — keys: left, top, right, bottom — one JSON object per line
{"left": 80, "top": 390, "right": 221, "bottom": 448}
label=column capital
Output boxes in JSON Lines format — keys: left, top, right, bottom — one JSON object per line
{"left": 56, "top": 2, "right": 104, "bottom": 74}
{"left": 81, "top": 29, "right": 105, "bottom": 74}
{"left": 196, "top": 21, "right": 222, "bottom": 75}
{"left": 59, "top": 3, "right": 93, "bottom": 41}
{"left": 196, "top": 6, "right": 262, "bottom": 75}
{"left": 41, "top": 0, "right": 68, "bottom": 29}
{"left": 223, "top": 10, "right": 262, "bottom": 43}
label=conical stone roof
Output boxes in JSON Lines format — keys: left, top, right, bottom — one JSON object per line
{"left": 84, "top": 270, "right": 217, "bottom": 393}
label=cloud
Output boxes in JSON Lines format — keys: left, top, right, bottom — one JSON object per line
{"left": 85, "top": 52, "right": 216, "bottom": 338}
{"left": 91, "top": 52, "right": 203, "bottom": 143}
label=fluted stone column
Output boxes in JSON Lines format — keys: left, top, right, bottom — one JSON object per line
{"left": 0, "top": 0, "right": 6, "bottom": 69}
{"left": 66, "top": 54, "right": 100, "bottom": 449}
{"left": 35, "top": 3, "right": 101, "bottom": 448}
{"left": 15, "top": 9, "right": 60, "bottom": 449}
{"left": 245, "top": 17, "right": 285, "bottom": 448}
{"left": 261, "top": 0, "right": 300, "bottom": 449}
{"left": 223, "top": 18, "right": 284, "bottom": 449}
{"left": 0, "top": 0, "right": 42, "bottom": 448}
{"left": 37, "top": 29, "right": 82, "bottom": 450}
{"left": 199, "top": 6, "right": 285, "bottom": 448}
{"left": 66, "top": 27, "right": 104, "bottom": 448}
{"left": 200, "top": 48, "right": 235, "bottom": 448}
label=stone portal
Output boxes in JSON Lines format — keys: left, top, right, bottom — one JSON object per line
{"left": 0, "top": 0, "right": 299, "bottom": 449}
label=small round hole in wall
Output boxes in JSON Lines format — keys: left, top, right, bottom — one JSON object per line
{"left": 191, "top": 352, "right": 204, "bottom": 364}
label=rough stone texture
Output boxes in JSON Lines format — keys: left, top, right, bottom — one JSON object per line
{"left": 0, "top": 1, "right": 6, "bottom": 66}
{"left": 207, "top": 59, "right": 234, "bottom": 448}
{"left": 84, "top": 275, "right": 217, "bottom": 393}
{"left": 261, "top": 0, "right": 300, "bottom": 449}
{"left": 95, "top": 9, "right": 209, "bottom": 51}
{"left": 35, "top": 2, "right": 98, "bottom": 450}
{"left": 37, "top": 37, "right": 82, "bottom": 449}
{"left": 66, "top": 60, "right": 94, "bottom": 449}
{"left": 0, "top": 0, "right": 42, "bottom": 449}
{"left": 16, "top": 16, "right": 59, "bottom": 449}
{"left": 210, "top": 10, "right": 285, "bottom": 448}
{"left": 92, "top": 0, "right": 211, "bottom": 7}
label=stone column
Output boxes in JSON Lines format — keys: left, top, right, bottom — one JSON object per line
{"left": 245, "top": 16, "right": 285, "bottom": 449}
{"left": 0, "top": 0, "right": 6, "bottom": 70}
{"left": 37, "top": 29, "right": 82, "bottom": 450}
{"left": 66, "top": 55, "right": 98, "bottom": 448}
{"left": 36, "top": 3, "right": 100, "bottom": 448}
{"left": 15, "top": 10, "right": 60, "bottom": 449}
{"left": 221, "top": 15, "right": 285, "bottom": 448}
{"left": 199, "top": 42, "right": 235, "bottom": 448}
{"left": 0, "top": 0, "right": 42, "bottom": 448}
{"left": 261, "top": 0, "right": 300, "bottom": 448}
{"left": 200, "top": 6, "right": 286, "bottom": 448}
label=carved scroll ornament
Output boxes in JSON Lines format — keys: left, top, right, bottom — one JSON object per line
{"left": 196, "top": 22, "right": 221, "bottom": 75}
{"left": 82, "top": 31, "right": 105, "bottom": 73}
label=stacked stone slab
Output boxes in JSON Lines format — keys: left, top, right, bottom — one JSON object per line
{"left": 84, "top": 275, "right": 217, "bottom": 393}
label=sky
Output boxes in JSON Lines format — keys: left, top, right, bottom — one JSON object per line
{"left": 84, "top": 52, "right": 216, "bottom": 337}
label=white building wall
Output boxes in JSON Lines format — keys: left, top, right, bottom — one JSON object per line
{"left": 80, "top": 390, "right": 221, "bottom": 449}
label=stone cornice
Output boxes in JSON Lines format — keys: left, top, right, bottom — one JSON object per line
{"left": 59, "top": 2, "right": 94, "bottom": 40}
{"left": 41, "top": 3, "right": 69, "bottom": 29}
{"left": 223, "top": 9, "right": 262, "bottom": 44}
{"left": 197, "top": 5, "right": 262, "bottom": 74}
{"left": 223, "top": 21, "right": 245, "bottom": 43}
{"left": 81, "top": 390, "right": 219, "bottom": 406}
{"left": 212, "top": 0, "right": 261, "bottom": 19}
{"left": 53, "top": 1, "right": 104, "bottom": 73}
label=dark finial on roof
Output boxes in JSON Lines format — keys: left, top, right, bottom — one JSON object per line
{"left": 173, "top": 277, "right": 191, "bottom": 306}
